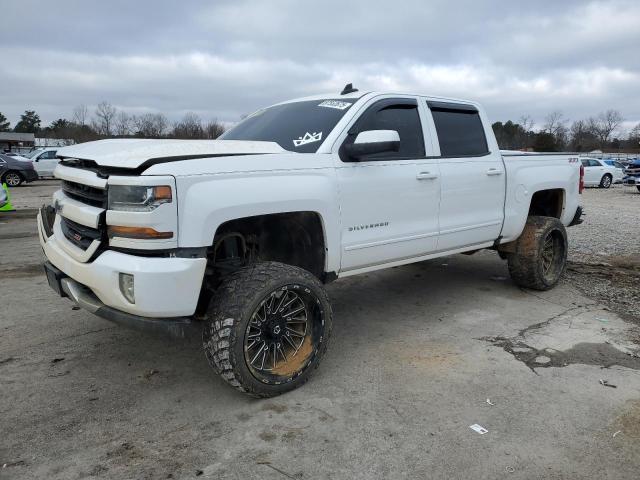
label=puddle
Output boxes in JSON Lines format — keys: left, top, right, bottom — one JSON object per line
{"left": 482, "top": 336, "right": 640, "bottom": 372}
{"left": 0, "top": 264, "right": 43, "bottom": 278}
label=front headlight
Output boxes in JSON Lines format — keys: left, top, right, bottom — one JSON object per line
{"left": 108, "top": 185, "right": 172, "bottom": 212}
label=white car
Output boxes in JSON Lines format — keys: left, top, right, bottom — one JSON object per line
{"left": 38, "top": 87, "right": 583, "bottom": 397}
{"left": 25, "top": 148, "right": 60, "bottom": 178}
{"left": 580, "top": 157, "right": 623, "bottom": 188}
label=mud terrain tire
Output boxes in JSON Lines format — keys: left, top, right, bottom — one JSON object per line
{"left": 203, "top": 262, "right": 332, "bottom": 397}
{"left": 507, "top": 216, "right": 568, "bottom": 291}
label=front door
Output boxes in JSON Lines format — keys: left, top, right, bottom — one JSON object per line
{"left": 336, "top": 98, "right": 441, "bottom": 272}
{"left": 581, "top": 158, "right": 602, "bottom": 185}
{"left": 35, "top": 150, "right": 58, "bottom": 177}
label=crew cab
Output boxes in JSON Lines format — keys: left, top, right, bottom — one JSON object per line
{"left": 38, "top": 86, "right": 583, "bottom": 397}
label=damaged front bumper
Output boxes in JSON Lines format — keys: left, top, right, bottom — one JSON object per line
{"left": 623, "top": 175, "right": 640, "bottom": 186}
{"left": 38, "top": 206, "right": 207, "bottom": 338}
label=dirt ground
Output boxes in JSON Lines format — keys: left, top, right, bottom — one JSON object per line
{"left": 1, "top": 181, "right": 639, "bottom": 479}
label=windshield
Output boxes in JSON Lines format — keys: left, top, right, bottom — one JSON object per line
{"left": 220, "top": 99, "right": 357, "bottom": 153}
{"left": 25, "top": 150, "right": 43, "bottom": 159}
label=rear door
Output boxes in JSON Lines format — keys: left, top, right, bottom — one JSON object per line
{"left": 424, "top": 101, "right": 505, "bottom": 251}
{"left": 336, "top": 97, "right": 441, "bottom": 272}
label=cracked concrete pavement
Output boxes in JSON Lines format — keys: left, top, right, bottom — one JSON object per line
{"left": 1, "top": 181, "right": 639, "bottom": 479}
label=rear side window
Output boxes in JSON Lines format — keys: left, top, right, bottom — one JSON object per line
{"left": 429, "top": 104, "right": 489, "bottom": 157}
{"left": 344, "top": 99, "right": 425, "bottom": 160}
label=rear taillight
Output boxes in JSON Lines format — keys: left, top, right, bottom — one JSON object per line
{"left": 579, "top": 165, "right": 584, "bottom": 194}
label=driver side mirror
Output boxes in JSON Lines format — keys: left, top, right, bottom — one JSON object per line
{"left": 344, "top": 130, "right": 400, "bottom": 160}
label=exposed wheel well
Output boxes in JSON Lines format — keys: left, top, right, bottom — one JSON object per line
{"left": 528, "top": 189, "right": 564, "bottom": 219}
{"left": 195, "top": 211, "right": 327, "bottom": 317}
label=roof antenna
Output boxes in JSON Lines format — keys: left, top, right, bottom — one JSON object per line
{"left": 340, "top": 83, "right": 358, "bottom": 95}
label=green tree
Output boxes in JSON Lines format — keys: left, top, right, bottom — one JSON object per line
{"left": 0, "top": 112, "right": 10, "bottom": 131}
{"left": 49, "top": 118, "right": 72, "bottom": 131}
{"left": 533, "top": 132, "right": 559, "bottom": 152}
{"left": 14, "top": 110, "right": 41, "bottom": 133}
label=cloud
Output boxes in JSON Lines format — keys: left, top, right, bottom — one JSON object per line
{"left": 0, "top": 0, "right": 639, "bottom": 129}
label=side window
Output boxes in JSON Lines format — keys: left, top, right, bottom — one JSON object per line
{"left": 589, "top": 159, "right": 601, "bottom": 167}
{"left": 342, "top": 99, "right": 425, "bottom": 161}
{"left": 429, "top": 104, "right": 489, "bottom": 157}
{"left": 581, "top": 159, "right": 590, "bottom": 167}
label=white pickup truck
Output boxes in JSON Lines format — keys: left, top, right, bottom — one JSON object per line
{"left": 38, "top": 85, "right": 584, "bottom": 397}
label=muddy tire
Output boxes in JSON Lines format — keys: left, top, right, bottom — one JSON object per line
{"left": 507, "top": 216, "right": 568, "bottom": 291}
{"left": 599, "top": 174, "right": 612, "bottom": 188}
{"left": 203, "top": 261, "right": 332, "bottom": 397}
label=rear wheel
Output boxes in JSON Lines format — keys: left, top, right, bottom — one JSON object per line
{"left": 2, "top": 171, "right": 23, "bottom": 187}
{"left": 599, "top": 174, "right": 612, "bottom": 188}
{"left": 203, "top": 262, "right": 332, "bottom": 397}
{"left": 507, "top": 216, "right": 568, "bottom": 291}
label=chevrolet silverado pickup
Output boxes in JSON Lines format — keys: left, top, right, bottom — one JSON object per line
{"left": 623, "top": 158, "right": 640, "bottom": 191}
{"left": 38, "top": 85, "right": 584, "bottom": 397}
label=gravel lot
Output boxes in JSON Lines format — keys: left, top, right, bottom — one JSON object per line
{"left": 566, "top": 185, "right": 640, "bottom": 321}
{"left": 1, "top": 180, "right": 639, "bottom": 479}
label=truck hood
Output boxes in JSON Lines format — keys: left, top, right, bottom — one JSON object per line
{"left": 57, "top": 139, "right": 286, "bottom": 169}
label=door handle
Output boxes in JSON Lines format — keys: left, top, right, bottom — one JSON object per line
{"left": 486, "top": 168, "right": 503, "bottom": 176}
{"left": 416, "top": 172, "right": 438, "bottom": 180}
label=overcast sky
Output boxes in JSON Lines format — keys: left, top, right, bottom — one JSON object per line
{"left": 2, "top": 0, "right": 639, "bottom": 132}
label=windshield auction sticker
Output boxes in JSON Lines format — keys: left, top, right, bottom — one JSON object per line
{"left": 318, "top": 100, "right": 352, "bottom": 110}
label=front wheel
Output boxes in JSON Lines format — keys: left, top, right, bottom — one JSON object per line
{"left": 203, "top": 262, "right": 332, "bottom": 397}
{"left": 2, "top": 171, "right": 23, "bottom": 187}
{"left": 599, "top": 174, "right": 612, "bottom": 188}
{"left": 507, "top": 216, "right": 568, "bottom": 291}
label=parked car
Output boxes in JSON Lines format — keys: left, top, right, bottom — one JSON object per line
{"left": 39, "top": 87, "right": 583, "bottom": 397}
{"left": 601, "top": 159, "right": 625, "bottom": 170}
{"left": 25, "top": 148, "right": 60, "bottom": 177}
{"left": 580, "top": 157, "right": 622, "bottom": 188}
{"left": 0, "top": 153, "right": 39, "bottom": 186}
{"left": 623, "top": 159, "right": 640, "bottom": 192}
{"left": 4, "top": 152, "right": 31, "bottom": 161}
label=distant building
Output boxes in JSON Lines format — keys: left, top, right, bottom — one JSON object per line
{"left": 35, "top": 137, "right": 75, "bottom": 148}
{"left": 0, "top": 132, "right": 35, "bottom": 153}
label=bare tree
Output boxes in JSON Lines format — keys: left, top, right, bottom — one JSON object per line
{"left": 73, "top": 104, "right": 88, "bottom": 126}
{"left": 132, "top": 113, "right": 168, "bottom": 138}
{"left": 94, "top": 101, "right": 117, "bottom": 136}
{"left": 519, "top": 115, "right": 534, "bottom": 132}
{"left": 569, "top": 120, "right": 598, "bottom": 152}
{"left": 172, "top": 112, "right": 204, "bottom": 139}
{"left": 543, "top": 111, "right": 568, "bottom": 149}
{"left": 114, "top": 111, "right": 131, "bottom": 137}
{"left": 205, "top": 119, "right": 226, "bottom": 139}
{"left": 588, "top": 110, "right": 624, "bottom": 147}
